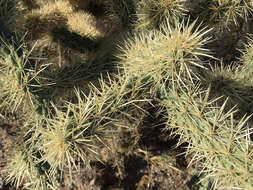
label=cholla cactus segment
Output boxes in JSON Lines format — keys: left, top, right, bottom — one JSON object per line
{"left": 67, "top": 11, "right": 104, "bottom": 39}
{"left": 39, "top": 102, "right": 96, "bottom": 178}
{"left": 0, "top": 37, "right": 46, "bottom": 114}
{"left": 24, "top": 1, "right": 104, "bottom": 40}
{"left": 38, "top": 86, "right": 121, "bottom": 177}
{"left": 188, "top": 0, "right": 253, "bottom": 31}
{"left": 38, "top": 71, "right": 153, "bottom": 175}
{"left": 239, "top": 36, "right": 253, "bottom": 84}
{"left": 136, "top": 0, "right": 188, "bottom": 30}
{"left": 20, "top": 0, "right": 122, "bottom": 71}
{"left": 162, "top": 81, "right": 253, "bottom": 189}
{"left": 111, "top": 0, "right": 137, "bottom": 28}
{"left": 203, "top": 123, "right": 253, "bottom": 189}
{"left": 0, "top": 0, "right": 19, "bottom": 32}
{"left": 118, "top": 19, "right": 212, "bottom": 84}
{"left": 5, "top": 114, "right": 60, "bottom": 189}
{"left": 199, "top": 63, "right": 253, "bottom": 118}
{"left": 5, "top": 150, "right": 33, "bottom": 189}
{"left": 87, "top": 72, "right": 153, "bottom": 126}
{"left": 23, "top": 0, "right": 121, "bottom": 40}
{"left": 34, "top": 0, "right": 74, "bottom": 15}
{"left": 5, "top": 148, "right": 50, "bottom": 190}
{"left": 37, "top": 70, "right": 154, "bottom": 181}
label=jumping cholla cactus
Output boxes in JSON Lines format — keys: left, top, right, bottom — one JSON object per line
{"left": 1, "top": 0, "right": 253, "bottom": 190}
{"left": 5, "top": 71, "right": 154, "bottom": 189}
{"left": 187, "top": 0, "right": 253, "bottom": 31}
{"left": 118, "top": 19, "right": 212, "bottom": 94}
{"left": 161, "top": 82, "right": 253, "bottom": 189}
{"left": 0, "top": 36, "right": 49, "bottom": 115}
{"left": 136, "top": 0, "right": 188, "bottom": 30}
{"left": 199, "top": 63, "right": 253, "bottom": 119}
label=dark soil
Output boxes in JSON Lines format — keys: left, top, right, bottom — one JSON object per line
{"left": 0, "top": 115, "right": 21, "bottom": 190}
